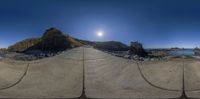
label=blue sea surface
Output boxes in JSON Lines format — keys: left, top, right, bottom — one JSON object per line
{"left": 170, "top": 49, "right": 194, "bottom": 56}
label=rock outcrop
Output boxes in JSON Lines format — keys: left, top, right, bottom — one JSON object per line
{"left": 8, "top": 28, "right": 84, "bottom": 53}
{"left": 194, "top": 47, "right": 200, "bottom": 55}
{"left": 39, "top": 28, "right": 71, "bottom": 51}
{"left": 8, "top": 38, "right": 42, "bottom": 52}
{"left": 129, "top": 41, "right": 147, "bottom": 57}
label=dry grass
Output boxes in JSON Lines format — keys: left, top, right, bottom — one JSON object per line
{"left": 67, "top": 36, "right": 84, "bottom": 47}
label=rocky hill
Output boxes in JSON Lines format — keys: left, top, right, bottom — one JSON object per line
{"left": 8, "top": 28, "right": 84, "bottom": 53}
{"left": 8, "top": 38, "right": 42, "bottom": 52}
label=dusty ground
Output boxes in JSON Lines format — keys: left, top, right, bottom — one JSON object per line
{"left": 0, "top": 47, "right": 200, "bottom": 98}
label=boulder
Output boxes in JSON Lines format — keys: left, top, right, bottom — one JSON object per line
{"left": 129, "top": 41, "right": 147, "bottom": 57}
{"left": 194, "top": 47, "right": 200, "bottom": 55}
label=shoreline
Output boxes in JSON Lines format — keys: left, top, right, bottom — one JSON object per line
{"left": 0, "top": 48, "right": 198, "bottom": 62}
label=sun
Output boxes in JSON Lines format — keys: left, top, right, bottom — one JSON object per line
{"left": 97, "top": 31, "right": 103, "bottom": 37}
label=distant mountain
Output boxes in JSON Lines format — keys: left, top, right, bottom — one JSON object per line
{"left": 8, "top": 28, "right": 84, "bottom": 53}
{"left": 74, "top": 38, "right": 129, "bottom": 51}
{"left": 170, "top": 47, "right": 182, "bottom": 51}
{"left": 73, "top": 38, "right": 95, "bottom": 46}
{"left": 93, "top": 41, "right": 129, "bottom": 51}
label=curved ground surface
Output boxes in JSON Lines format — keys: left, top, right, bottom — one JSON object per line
{"left": 84, "top": 47, "right": 182, "bottom": 98}
{"left": 0, "top": 62, "right": 28, "bottom": 89}
{"left": 0, "top": 47, "right": 83, "bottom": 98}
{"left": 138, "top": 60, "right": 183, "bottom": 91}
{"left": 1, "top": 47, "right": 200, "bottom": 98}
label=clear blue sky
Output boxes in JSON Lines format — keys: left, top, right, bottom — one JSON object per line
{"left": 1, "top": 0, "right": 200, "bottom": 48}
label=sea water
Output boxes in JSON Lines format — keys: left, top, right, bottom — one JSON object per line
{"left": 170, "top": 49, "right": 194, "bottom": 56}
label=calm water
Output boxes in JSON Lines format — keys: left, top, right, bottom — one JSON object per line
{"left": 170, "top": 49, "right": 194, "bottom": 56}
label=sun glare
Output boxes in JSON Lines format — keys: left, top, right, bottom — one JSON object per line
{"left": 97, "top": 31, "right": 103, "bottom": 37}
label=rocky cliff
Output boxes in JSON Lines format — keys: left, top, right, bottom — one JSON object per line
{"left": 8, "top": 28, "right": 84, "bottom": 53}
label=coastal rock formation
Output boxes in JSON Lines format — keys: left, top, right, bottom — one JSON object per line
{"left": 8, "top": 38, "right": 42, "bottom": 52}
{"left": 129, "top": 41, "right": 147, "bottom": 57}
{"left": 39, "top": 28, "right": 71, "bottom": 51}
{"left": 8, "top": 28, "right": 83, "bottom": 53}
{"left": 5, "top": 28, "right": 84, "bottom": 60}
{"left": 194, "top": 47, "right": 200, "bottom": 55}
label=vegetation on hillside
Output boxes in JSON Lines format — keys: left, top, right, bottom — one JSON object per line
{"left": 8, "top": 38, "right": 42, "bottom": 52}
{"left": 66, "top": 36, "right": 84, "bottom": 47}
{"left": 8, "top": 28, "right": 84, "bottom": 53}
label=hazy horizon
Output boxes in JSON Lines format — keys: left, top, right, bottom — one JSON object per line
{"left": 1, "top": 0, "right": 200, "bottom": 48}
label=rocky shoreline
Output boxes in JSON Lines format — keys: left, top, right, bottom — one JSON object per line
{"left": 100, "top": 47, "right": 199, "bottom": 61}
{"left": 100, "top": 41, "right": 168, "bottom": 61}
{"left": 0, "top": 49, "right": 67, "bottom": 61}
{"left": 101, "top": 50, "right": 166, "bottom": 61}
{"left": 0, "top": 47, "right": 198, "bottom": 62}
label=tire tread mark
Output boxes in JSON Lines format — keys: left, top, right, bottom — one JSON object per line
{"left": 0, "top": 63, "right": 29, "bottom": 90}
{"left": 136, "top": 61, "right": 181, "bottom": 91}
